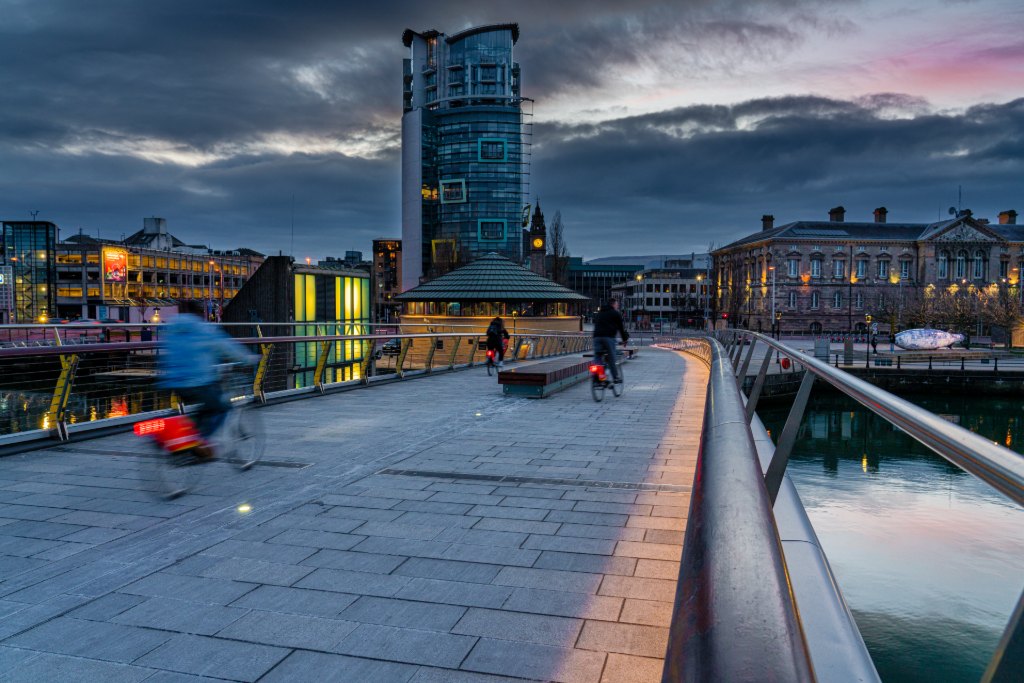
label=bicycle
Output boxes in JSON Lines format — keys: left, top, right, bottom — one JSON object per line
{"left": 485, "top": 338, "right": 508, "bottom": 377}
{"left": 589, "top": 347, "right": 624, "bottom": 402}
{"left": 134, "top": 363, "right": 265, "bottom": 499}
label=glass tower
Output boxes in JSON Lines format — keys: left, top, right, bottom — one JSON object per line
{"left": 401, "top": 24, "right": 529, "bottom": 289}
{"left": 0, "top": 221, "right": 57, "bottom": 322}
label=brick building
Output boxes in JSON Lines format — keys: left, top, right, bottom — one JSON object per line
{"left": 713, "top": 207, "right": 1022, "bottom": 334}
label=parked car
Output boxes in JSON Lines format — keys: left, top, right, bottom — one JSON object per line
{"left": 99, "top": 318, "right": 123, "bottom": 324}
{"left": 376, "top": 338, "right": 402, "bottom": 359}
{"left": 68, "top": 318, "right": 101, "bottom": 325}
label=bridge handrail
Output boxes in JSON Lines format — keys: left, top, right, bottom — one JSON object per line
{"left": 662, "top": 336, "right": 815, "bottom": 682}
{"left": 716, "top": 329, "right": 1023, "bottom": 682}
{"left": 722, "top": 329, "right": 1024, "bottom": 507}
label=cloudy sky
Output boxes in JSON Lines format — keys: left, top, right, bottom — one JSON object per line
{"left": 2, "top": 0, "right": 1022, "bottom": 261}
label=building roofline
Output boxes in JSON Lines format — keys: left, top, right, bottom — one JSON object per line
{"left": 445, "top": 23, "right": 519, "bottom": 45}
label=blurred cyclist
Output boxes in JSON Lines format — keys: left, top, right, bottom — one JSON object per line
{"left": 485, "top": 316, "right": 510, "bottom": 368}
{"left": 156, "top": 313, "right": 257, "bottom": 459}
{"left": 592, "top": 298, "right": 629, "bottom": 383}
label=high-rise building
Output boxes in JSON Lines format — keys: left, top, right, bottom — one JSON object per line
{"left": 401, "top": 24, "right": 530, "bottom": 290}
{"left": 372, "top": 239, "right": 402, "bottom": 323}
{"left": 1, "top": 221, "right": 57, "bottom": 322}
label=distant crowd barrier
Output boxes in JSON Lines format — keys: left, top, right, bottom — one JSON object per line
{"left": 0, "top": 322, "right": 591, "bottom": 449}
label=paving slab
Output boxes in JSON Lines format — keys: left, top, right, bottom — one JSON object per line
{"left": 0, "top": 348, "right": 706, "bottom": 682}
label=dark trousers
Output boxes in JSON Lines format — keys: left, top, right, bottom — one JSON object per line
{"left": 176, "top": 383, "right": 230, "bottom": 438}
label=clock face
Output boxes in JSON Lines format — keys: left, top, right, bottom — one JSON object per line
{"left": 532, "top": 238, "right": 544, "bottom": 249}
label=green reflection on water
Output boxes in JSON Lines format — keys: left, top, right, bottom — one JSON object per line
{"left": 759, "top": 393, "right": 1024, "bottom": 683}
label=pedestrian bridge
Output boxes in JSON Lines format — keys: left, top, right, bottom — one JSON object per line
{"left": 0, "top": 326, "right": 1020, "bottom": 682}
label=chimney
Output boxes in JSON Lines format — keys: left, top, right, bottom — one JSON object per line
{"left": 828, "top": 206, "right": 845, "bottom": 222}
{"left": 761, "top": 214, "right": 775, "bottom": 231}
{"left": 873, "top": 207, "right": 887, "bottom": 223}
{"left": 999, "top": 210, "right": 1018, "bottom": 225}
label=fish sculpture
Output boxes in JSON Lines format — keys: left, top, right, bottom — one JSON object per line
{"left": 894, "top": 328, "right": 965, "bottom": 350}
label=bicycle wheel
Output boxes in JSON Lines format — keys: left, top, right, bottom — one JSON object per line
{"left": 486, "top": 359, "right": 494, "bottom": 376}
{"left": 229, "top": 405, "right": 266, "bottom": 471}
{"left": 150, "top": 446, "right": 203, "bottom": 500}
{"left": 612, "top": 366, "right": 624, "bottom": 397}
{"left": 591, "top": 377, "right": 605, "bottom": 402}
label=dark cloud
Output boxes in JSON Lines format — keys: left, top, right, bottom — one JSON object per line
{"left": 0, "top": 1, "right": 1019, "bottom": 260}
{"left": 532, "top": 97, "right": 1024, "bottom": 256}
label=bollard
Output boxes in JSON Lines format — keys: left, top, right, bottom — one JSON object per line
{"left": 897, "top": 355, "right": 901, "bottom": 370}
{"left": 961, "top": 357, "right": 965, "bottom": 371}
{"left": 928, "top": 355, "right": 933, "bottom": 370}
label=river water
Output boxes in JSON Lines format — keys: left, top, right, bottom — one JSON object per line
{"left": 759, "top": 393, "right": 1024, "bottom": 682}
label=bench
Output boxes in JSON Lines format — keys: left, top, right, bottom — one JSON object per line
{"left": 498, "top": 357, "right": 593, "bottom": 398}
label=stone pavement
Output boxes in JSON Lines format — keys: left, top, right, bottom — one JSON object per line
{"left": 0, "top": 347, "right": 708, "bottom": 683}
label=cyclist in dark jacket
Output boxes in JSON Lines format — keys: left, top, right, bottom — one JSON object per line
{"left": 485, "top": 317, "right": 510, "bottom": 367}
{"left": 592, "top": 300, "right": 628, "bottom": 383}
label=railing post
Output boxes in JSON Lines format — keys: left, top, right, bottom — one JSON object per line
{"left": 961, "top": 356, "right": 965, "bottom": 371}
{"left": 897, "top": 355, "right": 901, "bottom": 370}
{"left": 764, "top": 371, "right": 816, "bottom": 504}
{"left": 447, "top": 335, "right": 462, "bottom": 370}
{"left": 313, "top": 328, "right": 332, "bottom": 393}
{"left": 467, "top": 336, "right": 480, "bottom": 366}
{"left": 253, "top": 339, "right": 273, "bottom": 404}
{"left": 994, "top": 357, "right": 998, "bottom": 374}
{"left": 983, "top": 588, "right": 1024, "bottom": 683}
{"left": 737, "top": 338, "right": 756, "bottom": 379}
{"left": 47, "top": 333, "right": 79, "bottom": 441}
{"left": 424, "top": 335, "right": 438, "bottom": 372}
{"left": 360, "top": 340, "right": 374, "bottom": 384}
{"left": 396, "top": 338, "right": 412, "bottom": 378}
{"left": 928, "top": 355, "right": 933, "bottom": 370}
{"left": 745, "top": 349, "right": 774, "bottom": 422}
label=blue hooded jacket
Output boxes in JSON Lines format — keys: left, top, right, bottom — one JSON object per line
{"left": 156, "top": 314, "right": 254, "bottom": 388}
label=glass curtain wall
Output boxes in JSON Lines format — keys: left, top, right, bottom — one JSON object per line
{"left": 293, "top": 274, "right": 371, "bottom": 388}
{"left": 1, "top": 223, "right": 57, "bottom": 322}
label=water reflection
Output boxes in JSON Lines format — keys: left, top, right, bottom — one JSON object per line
{"left": 0, "top": 386, "right": 175, "bottom": 435}
{"left": 760, "top": 393, "right": 1024, "bottom": 683}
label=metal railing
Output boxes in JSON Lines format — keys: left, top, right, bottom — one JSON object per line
{"left": 712, "top": 329, "right": 1024, "bottom": 683}
{"left": 663, "top": 336, "right": 816, "bottom": 682}
{"left": 0, "top": 323, "right": 592, "bottom": 449}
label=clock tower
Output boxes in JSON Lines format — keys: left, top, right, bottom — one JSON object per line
{"left": 528, "top": 201, "right": 546, "bottom": 276}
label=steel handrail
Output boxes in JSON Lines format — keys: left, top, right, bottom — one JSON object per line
{"left": 662, "top": 337, "right": 815, "bottom": 682}
{"left": 725, "top": 330, "right": 1024, "bottom": 507}
{"left": 0, "top": 331, "right": 589, "bottom": 360}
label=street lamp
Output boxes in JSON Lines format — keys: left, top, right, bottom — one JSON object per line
{"left": 768, "top": 266, "right": 776, "bottom": 338}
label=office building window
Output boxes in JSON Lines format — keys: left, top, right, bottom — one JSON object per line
{"left": 1000, "top": 260, "right": 1009, "bottom": 278}
{"left": 787, "top": 258, "right": 799, "bottom": 277}
{"left": 856, "top": 260, "right": 867, "bottom": 278}
{"left": 478, "top": 138, "right": 507, "bottom": 161}
{"left": 938, "top": 251, "right": 949, "bottom": 279}
{"left": 878, "top": 260, "right": 890, "bottom": 279}
{"left": 478, "top": 220, "right": 506, "bottom": 241}
{"left": 810, "top": 291, "right": 819, "bottom": 309}
{"left": 833, "top": 291, "right": 842, "bottom": 308}
{"left": 810, "top": 259, "right": 821, "bottom": 278}
{"left": 855, "top": 292, "right": 864, "bottom": 309}
{"left": 834, "top": 260, "right": 845, "bottom": 278}
{"left": 901, "top": 260, "right": 911, "bottom": 280}
{"left": 788, "top": 291, "right": 797, "bottom": 308}
{"left": 973, "top": 250, "right": 986, "bottom": 280}
{"left": 439, "top": 179, "right": 466, "bottom": 203}
{"left": 956, "top": 251, "right": 967, "bottom": 279}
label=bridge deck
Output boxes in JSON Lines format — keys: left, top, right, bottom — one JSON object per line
{"left": 0, "top": 348, "right": 707, "bottom": 683}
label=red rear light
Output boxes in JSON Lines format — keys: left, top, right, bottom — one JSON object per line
{"left": 134, "top": 419, "right": 166, "bottom": 436}
{"left": 589, "top": 364, "right": 602, "bottom": 374}
{"left": 487, "top": 350, "right": 495, "bottom": 360}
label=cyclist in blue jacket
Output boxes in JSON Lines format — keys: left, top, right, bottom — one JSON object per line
{"left": 156, "top": 313, "right": 256, "bottom": 458}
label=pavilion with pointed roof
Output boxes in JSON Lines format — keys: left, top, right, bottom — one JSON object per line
{"left": 394, "top": 252, "right": 588, "bottom": 332}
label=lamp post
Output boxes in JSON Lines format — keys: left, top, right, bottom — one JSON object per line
{"left": 769, "top": 266, "right": 776, "bottom": 338}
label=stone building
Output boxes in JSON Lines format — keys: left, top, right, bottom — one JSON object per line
{"left": 713, "top": 207, "right": 1022, "bottom": 334}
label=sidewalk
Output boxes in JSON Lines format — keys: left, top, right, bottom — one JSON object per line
{"left": 0, "top": 348, "right": 708, "bottom": 682}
